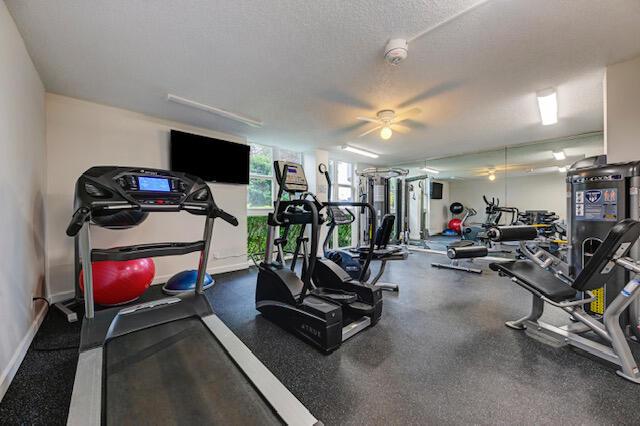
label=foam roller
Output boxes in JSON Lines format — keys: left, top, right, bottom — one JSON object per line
{"left": 447, "top": 245, "right": 489, "bottom": 259}
{"left": 487, "top": 225, "right": 538, "bottom": 242}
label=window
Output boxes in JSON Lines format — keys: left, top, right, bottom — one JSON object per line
{"left": 248, "top": 144, "right": 273, "bottom": 209}
{"left": 328, "top": 160, "right": 356, "bottom": 248}
{"left": 247, "top": 143, "right": 303, "bottom": 258}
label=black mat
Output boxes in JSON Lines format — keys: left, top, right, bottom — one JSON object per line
{"left": 2, "top": 251, "right": 640, "bottom": 425}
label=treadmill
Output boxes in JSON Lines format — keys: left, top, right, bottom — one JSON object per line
{"left": 66, "top": 166, "right": 319, "bottom": 425}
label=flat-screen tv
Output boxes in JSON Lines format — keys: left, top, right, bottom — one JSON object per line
{"left": 170, "top": 130, "right": 250, "bottom": 184}
{"left": 430, "top": 182, "right": 443, "bottom": 199}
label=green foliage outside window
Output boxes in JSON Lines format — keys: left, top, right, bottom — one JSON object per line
{"left": 250, "top": 145, "right": 273, "bottom": 175}
{"left": 248, "top": 215, "right": 269, "bottom": 257}
{"left": 337, "top": 224, "right": 352, "bottom": 248}
{"left": 248, "top": 215, "right": 304, "bottom": 261}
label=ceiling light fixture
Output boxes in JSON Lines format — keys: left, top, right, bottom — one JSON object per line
{"left": 488, "top": 171, "right": 496, "bottom": 181}
{"left": 380, "top": 126, "right": 393, "bottom": 140}
{"left": 421, "top": 167, "right": 440, "bottom": 174}
{"left": 342, "top": 146, "right": 379, "bottom": 159}
{"left": 558, "top": 166, "right": 567, "bottom": 173}
{"left": 167, "top": 94, "right": 263, "bottom": 128}
{"left": 552, "top": 150, "right": 566, "bottom": 161}
{"left": 537, "top": 88, "right": 558, "bottom": 126}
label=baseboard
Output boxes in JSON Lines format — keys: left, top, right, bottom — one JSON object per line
{"left": 151, "top": 260, "right": 251, "bottom": 285}
{"left": 0, "top": 302, "right": 48, "bottom": 402}
{"left": 49, "top": 290, "right": 75, "bottom": 304}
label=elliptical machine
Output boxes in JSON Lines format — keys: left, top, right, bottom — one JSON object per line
{"left": 255, "top": 161, "right": 382, "bottom": 352}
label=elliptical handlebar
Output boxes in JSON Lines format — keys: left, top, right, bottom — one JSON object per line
{"left": 324, "top": 201, "right": 377, "bottom": 282}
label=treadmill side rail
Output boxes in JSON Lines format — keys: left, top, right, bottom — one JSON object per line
{"left": 67, "top": 347, "right": 102, "bottom": 426}
{"left": 202, "top": 314, "right": 320, "bottom": 426}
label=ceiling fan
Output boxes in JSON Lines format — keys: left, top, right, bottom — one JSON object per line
{"left": 356, "top": 108, "right": 421, "bottom": 140}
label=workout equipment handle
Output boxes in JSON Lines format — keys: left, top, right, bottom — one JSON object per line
{"left": 324, "top": 201, "right": 377, "bottom": 281}
{"left": 66, "top": 207, "right": 91, "bottom": 237}
{"left": 213, "top": 208, "right": 239, "bottom": 226}
{"left": 487, "top": 225, "right": 538, "bottom": 242}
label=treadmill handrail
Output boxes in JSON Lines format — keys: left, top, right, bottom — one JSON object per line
{"left": 91, "top": 240, "right": 206, "bottom": 261}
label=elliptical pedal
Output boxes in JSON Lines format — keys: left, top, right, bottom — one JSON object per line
{"left": 311, "top": 287, "right": 358, "bottom": 304}
{"left": 344, "top": 301, "right": 376, "bottom": 316}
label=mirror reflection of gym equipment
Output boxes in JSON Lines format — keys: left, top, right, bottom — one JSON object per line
{"left": 403, "top": 176, "right": 429, "bottom": 244}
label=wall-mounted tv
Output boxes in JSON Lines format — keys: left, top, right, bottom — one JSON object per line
{"left": 170, "top": 130, "right": 250, "bottom": 184}
{"left": 430, "top": 182, "right": 443, "bottom": 199}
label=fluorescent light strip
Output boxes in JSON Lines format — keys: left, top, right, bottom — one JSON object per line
{"left": 421, "top": 167, "right": 440, "bottom": 174}
{"left": 537, "top": 89, "right": 558, "bottom": 126}
{"left": 167, "top": 94, "right": 263, "bottom": 128}
{"left": 342, "top": 146, "right": 379, "bottom": 159}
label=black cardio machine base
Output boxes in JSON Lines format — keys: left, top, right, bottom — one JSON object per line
{"left": 255, "top": 161, "right": 382, "bottom": 353}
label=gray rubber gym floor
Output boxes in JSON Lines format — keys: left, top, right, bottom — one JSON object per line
{"left": 3, "top": 250, "right": 640, "bottom": 424}
{"left": 213, "top": 251, "right": 640, "bottom": 425}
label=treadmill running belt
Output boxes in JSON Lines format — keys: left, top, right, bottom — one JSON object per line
{"left": 105, "top": 317, "right": 282, "bottom": 425}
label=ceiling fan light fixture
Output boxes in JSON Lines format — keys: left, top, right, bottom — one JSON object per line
{"left": 380, "top": 126, "right": 393, "bottom": 140}
{"left": 488, "top": 172, "right": 496, "bottom": 181}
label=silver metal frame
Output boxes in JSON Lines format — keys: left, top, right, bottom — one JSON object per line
{"left": 369, "top": 260, "right": 400, "bottom": 291}
{"left": 431, "top": 259, "right": 483, "bottom": 274}
{"left": 506, "top": 259, "right": 640, "bottom": 384}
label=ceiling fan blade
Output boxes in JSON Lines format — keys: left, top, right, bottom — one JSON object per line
{"left": 394, "top": 107, "right": 422, "bottom": 122}
{"left": 358, "top": 125, "right": 382, "bottom": 138}
{"left": 356, "top": 116, "right": 380, "bottom": 123}
{"left": 391, "top": 124, "right": 411, "bottom": 134}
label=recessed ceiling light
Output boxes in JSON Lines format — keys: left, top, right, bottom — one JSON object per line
{"left": 342, "top": 145, "right": 379, "bottom": 159}
{"left": 552, "top": 150, "right": 566, "bottom": 161}
{"left": 537, "top": 88, "right": 558, "bottom": 126}
{"left": 421, "top": 167, "right": 440, "bottom": 174}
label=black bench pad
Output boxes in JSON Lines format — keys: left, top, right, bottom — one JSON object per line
{"left": 490, "top": 260, "right": 576, "bottom": 302}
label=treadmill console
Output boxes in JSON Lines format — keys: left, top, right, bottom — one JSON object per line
{"left": 114, "top": 170, "right": 191, "bottom": 205}
{"left": 274, "top": 161, "right": 308, "bottom": 193}
{"left": 74, "top": 166, "right": 212, "bottom": 212}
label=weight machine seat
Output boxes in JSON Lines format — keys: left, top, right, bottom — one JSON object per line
{"left": 489, "top": 261, "right": 577, "bottom": 302}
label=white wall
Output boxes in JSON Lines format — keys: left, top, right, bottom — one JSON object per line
{"left": 449, "top": 172, "right": 567, "bottom": 225}
{"left": 604, "top": 54, "right": 640, "bottom": 162}
{"left": 46, "top": 94, "right": 249, "bottom": 300}
{"left": 0, "top": 3, "right": 46, "bottom": 400}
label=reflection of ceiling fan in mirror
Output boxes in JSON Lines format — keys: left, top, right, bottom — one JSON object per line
{"left": 356, "top": 108, "right": 421, "bottom": 140}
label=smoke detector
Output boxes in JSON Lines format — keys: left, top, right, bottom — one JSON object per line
{"left": 384, "top": 39, "right": 408, "bottom": 65}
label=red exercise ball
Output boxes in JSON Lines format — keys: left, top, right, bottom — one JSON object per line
{"left": 448, "top": 218, "right": 462, "bottom": 234}
{"left": 79, "top": 258, "right": 155, "bottom": 306}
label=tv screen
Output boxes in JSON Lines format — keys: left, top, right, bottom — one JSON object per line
{"left": 430, "top": 182, "right": 443, "bottom": 199}
{"left": 170, "top": 130, "right": 250, "bottom": 184}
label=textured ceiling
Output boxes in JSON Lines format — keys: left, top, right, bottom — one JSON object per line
{"left": 7, "top": 0, "right": 640, "bottom": 165}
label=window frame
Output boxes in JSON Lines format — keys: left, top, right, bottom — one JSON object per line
{"left": 328, "top": 160, "right": 357, "bottom": 249}
{"left": 247, "top": 144, "right": 303, "bottom": 215}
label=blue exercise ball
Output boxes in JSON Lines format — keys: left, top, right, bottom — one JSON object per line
{"left": 162, "top": 269, "right": 215, "bottom": 295}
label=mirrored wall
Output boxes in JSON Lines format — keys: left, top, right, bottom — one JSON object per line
{"left": 399, "top": 132, "right": 604, "bottom": 241}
